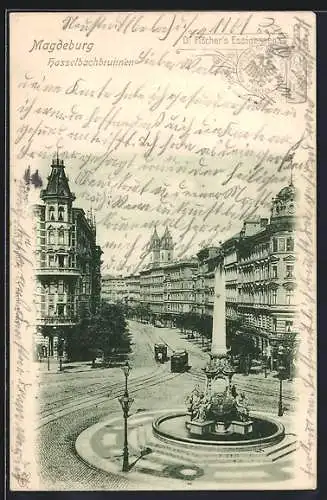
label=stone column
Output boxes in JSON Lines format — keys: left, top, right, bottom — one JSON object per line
{"left": 211, "top": 262, "right": 226, "bottom": 357}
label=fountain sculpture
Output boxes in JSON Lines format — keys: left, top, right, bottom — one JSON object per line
{"left": 184, "top": 255, "right": 253, "bottom": 437}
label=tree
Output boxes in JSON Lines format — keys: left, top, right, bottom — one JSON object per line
{"left": 230, "top": 332, "right": 259, "bottom": 374}
{"left": 65, "top": 301, "right": 131, "bottom": 364}
{"left": 89, "top": 301, "right": 130, "bottom": 361}
{"left": 65, "top": 316, "right": 94, "bottom": 361}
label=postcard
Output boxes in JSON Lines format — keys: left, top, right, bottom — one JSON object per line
{"left": 9, "top": 10, "right": 316, "bottom": 491}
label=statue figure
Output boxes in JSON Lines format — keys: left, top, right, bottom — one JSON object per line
{"left": 235, "top": 392, "right": 250, "bottom": 422}
{"left": 185, "top": 386, "right": 201, "bottom": 420}
{"left": 193, "top": 392, "right": 210, "bottom": 422}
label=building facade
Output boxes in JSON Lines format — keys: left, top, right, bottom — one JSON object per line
{"left": 101, "top": 275, "right": 128, "bottom": 304}
{"left": 163, "top": 259, "right": 198, "bottom": 317}
{"left": 207, "top": 182, "right": 297, "bottom": 362}
{"left": 33, "top": 156, "right": 102, "bottom": 357}
{"left": 136, "top": 229, "right": 199, "bottom": 320}
{"left": 125, "top": 273, "right": 141, "bottom": 307}
{"left": 194, "top": 247, "right": 220, "bottom": 317}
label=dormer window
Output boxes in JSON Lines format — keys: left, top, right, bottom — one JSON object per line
{"left": 58, "top": 206, "right": 64, "bottom": 221}
{"left": 49, "top": 206, "right": 55, "bottom": 221}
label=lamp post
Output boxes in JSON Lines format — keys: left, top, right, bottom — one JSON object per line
{"left": 277, "top": 345, "right": 286, "bottom": 416}
{"left": 47, "top": 336, "right": 51, "bottom": 371}
{"left": 58, "top": 337, "right": 64, "bottom": 372}
{"left": 262, "top": 347, "right": 267, "bottom": 378}
{"left": 118, "top": 362, "right": 134, "bottom": 472}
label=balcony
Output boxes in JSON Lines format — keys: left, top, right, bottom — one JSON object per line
{"left": 36, "top": 316, "right": 79, "bottom": 327}
{"left": 35, "top": 267, "right": 80, "bottom": 277}
{"left": 269, "top": 332, "right": 298, "bottom": 341}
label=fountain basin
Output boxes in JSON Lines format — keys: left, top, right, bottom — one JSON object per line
{"left": 153, "top": 411, "right": 285, "bottom": 451}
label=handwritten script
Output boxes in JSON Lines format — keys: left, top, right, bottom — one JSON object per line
{"left": 11, "top": 178, "right": 35, "bottom": 488}
{"left": 10, "top": 11, "right": 316, "bottom": 490}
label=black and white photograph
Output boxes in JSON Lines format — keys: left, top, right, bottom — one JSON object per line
{"left": 9, "top": 10, "right": 316, "bottom": 491}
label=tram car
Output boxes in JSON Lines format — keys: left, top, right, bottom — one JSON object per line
{"left": 170, "top": 350, "right": 189, "bottom": 373}
{"left": 154, "top": 343, "right": 168, "bottom": 363}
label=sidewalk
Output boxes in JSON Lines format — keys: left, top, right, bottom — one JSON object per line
{"left": 34, "top": 359, "right": 96, "bottom": 374}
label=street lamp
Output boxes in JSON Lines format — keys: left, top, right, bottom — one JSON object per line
{"left": 47, "top": 336, "right": 51, "bottom": 371}
{"left": 58, "top": 337, "right": 65, "bottom": 372}
{"left": 277, "top": 345, "right": 286, "bottom": 416}
{"left": 118, "top": 362, "right": 134, "bottom": 472}
{"left": 262, "top": 348, "right": 268, "bottom": 378}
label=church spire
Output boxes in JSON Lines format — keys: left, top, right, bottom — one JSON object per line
{"left": 161, "top": 226, "right": 174, "bottom": 250}
{"left": 149, "top": 225, "right": 161, "bottom": 250}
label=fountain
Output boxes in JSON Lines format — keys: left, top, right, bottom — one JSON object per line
{"left": 153, "top": 256, "right": 285, "bottom": 452}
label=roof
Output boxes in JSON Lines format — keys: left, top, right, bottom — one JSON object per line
{"left": 40, "top": 156, "right": 75, "bottom": 201}
{"left": 276, "top": 183, "right": 296, "bottom": 201}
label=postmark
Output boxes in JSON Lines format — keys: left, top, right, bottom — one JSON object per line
{"left": 285, "top": 51, "right": 307, "bottom": 104}
{"left": 236, "top": 45, "right": 289, "bottom": 101}
{"left": 236, "top": 37, "right": 308, "bottom": 104}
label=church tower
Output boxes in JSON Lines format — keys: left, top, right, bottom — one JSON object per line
{"left": 149, "top": 226, "right": 161, "bottom": 267}
{"left": 160, "top": 227, "right": 174, "bottom": 264}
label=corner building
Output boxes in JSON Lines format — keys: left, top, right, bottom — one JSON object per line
{"left": 33, "top": 156, "right": 102, "bottom": 358}
{"left": 207, "top": 182, "right": 298, "bottom": 363}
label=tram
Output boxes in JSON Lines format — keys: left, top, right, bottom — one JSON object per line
{"left": 170, "top": 350, "right": 189, "bottom": 373}
{"left": 154, "top": 343, "right": 168, "bottom": 363}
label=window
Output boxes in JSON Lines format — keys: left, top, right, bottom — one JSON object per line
{"left": 272, "top": 289, "right": 277, "bottom": 305}
{"left": 48, "top": 305, "right": 55, "bottom": 316}
{"left": 49, "top": 206, "right": 55, "bottom": 221}
{"left": 285, "top": 320, "right": 293, "bottom": 333}
{"left": 49, "top": 255, "right": 55, "bottom": 267}
{"left": 58, "top": 228, "right": 65, "bottom": 245}
{"left": 278, "top": 238, "right": 285, "bottom": 252}
{"left": 272, "top": 265, "right": 278, "bottom": 279}
{"left": 286, "top": 237, "right": 294, "bottom": 251}
{"left": 286, "top": 289, "right": 294, "bottom": 305}
{"left": 48, "top": 229, "right": 55, "bottom": 244}
{"left": 58, "top": 282, "right": 64, "bottom": 294}
{"left": 286, "top": 265, "right": 294, "bottom": 278}
{"left": 273, "top": 318, "right": 277, "bottom": 331}
{"left": 272, "top": 238, "right": 278, "bottom": 252}
{"left": 58, "top": 255, "right": 65, "bottom": 268}
{"left": 57, "top": 304, "right": 65, "bottom": 317}
{"left": 58, "top": 206, "right": 64, "bottom": 221}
